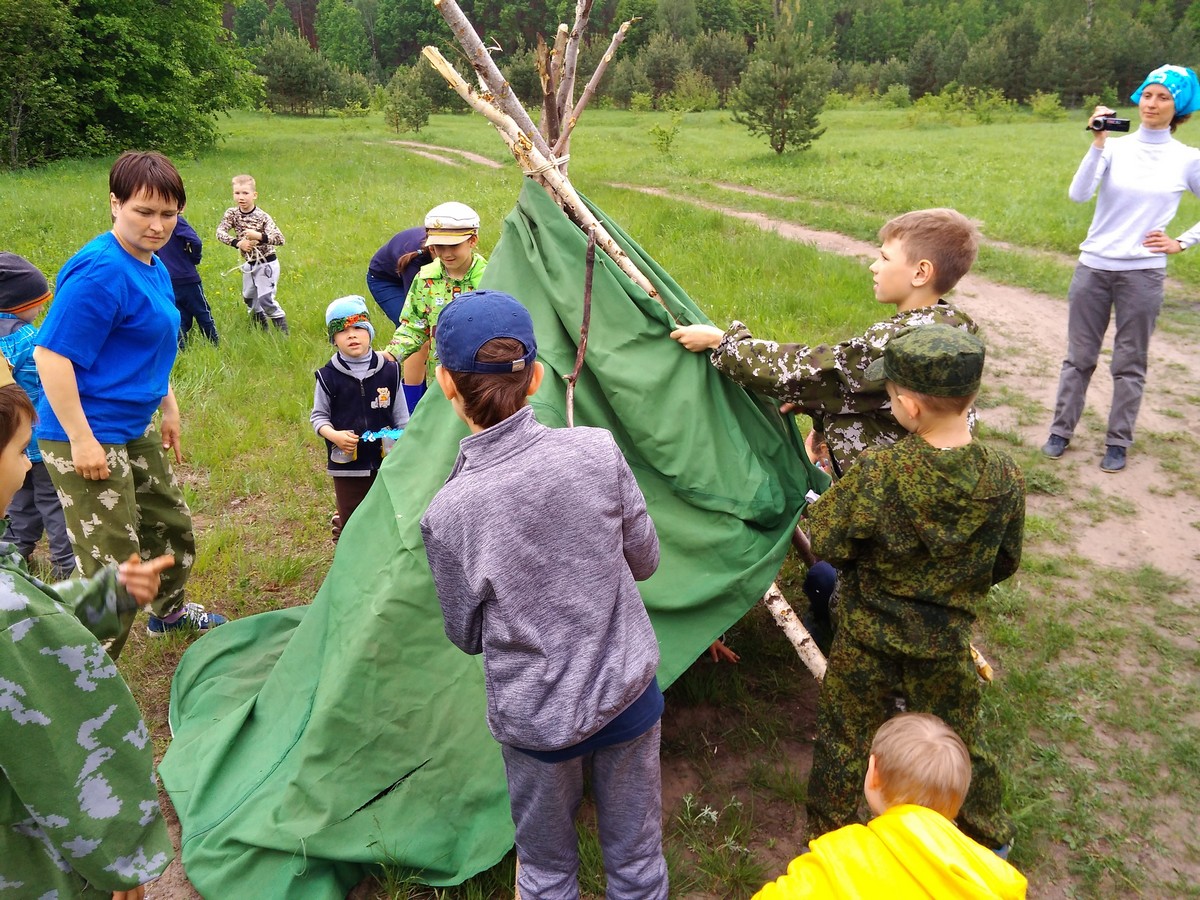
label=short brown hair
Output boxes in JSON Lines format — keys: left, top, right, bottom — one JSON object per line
{"left": 110, "top": 151, "right": 186, "bottom": 209}
{"left": 446, "top": 337, "right": 535, "bottom": 429}
{"left": 871, "top": 713, "right": 971, "bottom": 819}
{"left": 0, "top": 383, "right": 35, "bottom": 453}
{"left": 1170, "top": 113, "right": 1191, "bottom": 133}
{"left": 879, "top": 208, "right": 979, "bottom": 295}
{"left": 232, "top": 174, "right": 256, "bottom": 190}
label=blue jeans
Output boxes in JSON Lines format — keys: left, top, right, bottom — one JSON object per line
{"left": 366, "top": 273, "right": 408, "bottom": 326}
{"left": 175, "top": 280, "right": 219, "bottom": 347}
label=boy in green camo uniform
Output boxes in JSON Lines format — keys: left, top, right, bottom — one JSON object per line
{"left": 0, "top": 377, "right": 175, "bottom": 897}
{"left": 671, "top": 208, "right": 981, "bottom": 479}
{"left": 804, "top": 325, "right": 1025, "bottom": 855}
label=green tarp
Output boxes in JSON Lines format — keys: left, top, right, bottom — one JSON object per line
{"left": 160, "top": 180, "right": 826, "bottom": 898}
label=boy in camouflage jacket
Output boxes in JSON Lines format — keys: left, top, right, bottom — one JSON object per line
{"left": 0, "top": 377, "right": 176, "bottom": 898}
{"left": 671, "top": 208, "right": 980, "bottom": 478}
{"left": 804, "top": 325, "right": 1025, "bottom": 855}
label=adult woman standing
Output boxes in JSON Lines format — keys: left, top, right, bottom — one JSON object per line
{"left": 34, "top": 150, "right": 227, "bottom": 656}
{"left": 1043, "top": 65, "right": 1200, "bottom": 473}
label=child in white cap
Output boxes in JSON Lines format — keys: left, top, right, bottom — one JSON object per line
{"left": 382, "top": 201, "right": 487, "bottom": 411}
{"left": 312, "top": 296, "right": 408, "bottom": 541}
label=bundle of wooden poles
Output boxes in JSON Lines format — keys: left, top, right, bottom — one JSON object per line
{"left": 423, "top": 0, "right": 829, "bottom": 681}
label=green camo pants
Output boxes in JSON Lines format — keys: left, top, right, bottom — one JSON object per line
{"left": 40, "top": 428, "right": 195, "bottom": 657}
{"left": 805, "top": 630, "right": 1014, "bottom": 849}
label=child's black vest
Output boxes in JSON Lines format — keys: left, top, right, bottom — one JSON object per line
{"left": 314, "top": 353, "right": 401, "bottom": 473}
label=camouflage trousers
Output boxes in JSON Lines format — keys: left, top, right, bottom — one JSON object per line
{"left": 40, "top": 428, "right": 195, "bottom": 657}
{"left": 805, "top": 630, "right": 1014, "bottom": 849}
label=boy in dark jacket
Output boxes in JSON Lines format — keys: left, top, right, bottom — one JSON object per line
{"left": 420, "top": 290, "right": 668, "bottom": 900}
{"left": 311, "top": 296, "right": 407, "bottom": 541}
{"left": 158, "top": 213, "right": 218, "bottom": 347}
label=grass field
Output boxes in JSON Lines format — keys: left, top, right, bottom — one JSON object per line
{"left": 1, "top": 104, "right": 1198, "bottom": 898}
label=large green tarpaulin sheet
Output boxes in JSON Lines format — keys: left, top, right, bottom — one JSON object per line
{"left": 160, "top": 180, "right": 827, "bottom": 898}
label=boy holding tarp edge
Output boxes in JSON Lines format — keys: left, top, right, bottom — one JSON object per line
{"left": 804, "top": 324, "right": 1024, "bottom": 858}
{"left": 670, "top": 207, "right": 980, "bottom": 478}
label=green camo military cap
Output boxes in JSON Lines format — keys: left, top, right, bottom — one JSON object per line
{"left": 864, "top": 324, "right": 985, "bottom": 397}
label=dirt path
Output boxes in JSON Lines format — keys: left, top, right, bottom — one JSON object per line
{"left": 385, "top": 140, "right": 504, "bottom": 169}
{"left": 613, "top": 183, "right": 1200, "bottom": 596}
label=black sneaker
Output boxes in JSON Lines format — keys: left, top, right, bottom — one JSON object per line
{"left": 1042, "top": 435, "right": 1069, "bottom": 459}
{"left": 1100, "top": 445, "right": 1126, "bottom": 473}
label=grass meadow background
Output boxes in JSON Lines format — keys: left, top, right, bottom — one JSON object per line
{"left": 1, "top": 103, "right": 1198, "bottom": 898}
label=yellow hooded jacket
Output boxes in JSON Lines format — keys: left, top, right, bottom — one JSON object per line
{"left": 753, "top": 805, "right": 1027, "bottom": 899}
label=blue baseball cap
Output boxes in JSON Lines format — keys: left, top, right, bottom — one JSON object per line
{"left": 436, "top": 290, "right": 537, "bottom": 374}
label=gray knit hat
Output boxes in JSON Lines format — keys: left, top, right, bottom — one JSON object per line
{"left": 0, "top": 252, "right": 51, "bottom": 314}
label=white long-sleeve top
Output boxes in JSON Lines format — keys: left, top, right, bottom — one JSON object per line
{"left": 1070, "top": 126, "right": 1200, "bottom": 270}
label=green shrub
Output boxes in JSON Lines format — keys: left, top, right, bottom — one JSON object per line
{"left": 1082, "top": 87, "right": 1120, "bottom": 112}
{"left": 823, "top": 91, "right": 849, "bottom": 110}
{"left": 649, "top": 113, "right": 684, "bottom": 154}
{"left": 383, "top": 65, "right": 432, "bottom": 133}
{"left": 631, "top": 92, "right": 654, "bottom": 112}
{"left": 970, "top": 88, "right": 1017, "bottom": 124}
{"left": 667, "top": 70, "right": 720, "bottom": 112}
{"left": 881, "top": 83, "right": 911, "bottom": 108}
{"left": 1029, "top": 90, "right": 1067, "bottom": 121}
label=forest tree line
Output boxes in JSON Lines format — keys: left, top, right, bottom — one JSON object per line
{"left": 1, "top": 0, "right": 1197, "bottom": 168}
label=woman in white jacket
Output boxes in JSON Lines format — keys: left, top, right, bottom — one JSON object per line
{"left": 1043, "top": 64, "right": 1200, "bottom": 473}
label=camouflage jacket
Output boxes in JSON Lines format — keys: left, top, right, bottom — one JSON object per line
{"left": 808, "top": 435, "right": 1024, "bottom": 659}
{"left": 0, "top": 534, "right": 173, "bottom": 897}
{"left": 710, "top": 301, "right": 977, "bottom": 475}
{"left": 216, "top": 205, "right": 285, "bottom": 265}
{"left": 384, "top": 253, "right": 488, "bottom": 378}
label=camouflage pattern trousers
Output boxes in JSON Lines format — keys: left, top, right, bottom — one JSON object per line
{"left": 805, "top": 630, "right": 1015, "bottom": 849}
{"left": 39, "top": 427, "right": 195, "bottom": 657}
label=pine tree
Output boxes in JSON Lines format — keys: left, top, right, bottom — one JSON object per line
{"left": 731, "top": 4, "right": 832, "bottom": 154}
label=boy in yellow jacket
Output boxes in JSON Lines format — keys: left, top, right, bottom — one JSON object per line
{"left": 753, "top": 713, "right": 1027, "bottom": 899}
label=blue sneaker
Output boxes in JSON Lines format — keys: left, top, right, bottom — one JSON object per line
{"left": 993, "top": 842, "right": 1012, "bottom": 860}
{"left": 147, "top": 603, "right": 228, "bottom": 636}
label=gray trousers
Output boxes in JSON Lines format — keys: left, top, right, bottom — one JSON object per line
{"left": 5, "top": 461, "right": 76, "bottom": 578}
{"left": 1050, "top": 264, "right": 1165, "bottom": 447}
{"left": 501, "top": 722, "right": 668, "bottom": 900}
{"left": 242, "top": 259, "right": 286, "bottom": 320}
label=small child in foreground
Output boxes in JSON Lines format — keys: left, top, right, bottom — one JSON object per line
{"left": 0, "top": 252, "right": 75, "bottom": 579}
{"left": 216, "top": 173, "right": 288, "bottom": 333}
{"left": 0, "top": 376, "right": 176, "bottom": 898}
{"left": 753, "top": 713, "right": 1027, "bottom": 899}
{"left": 804, "top": 324, "right": 1025, "bottom": 856}
{"left": 311, "top": 296, "right": 407, "bottom": 542}
{"left": 420, "top": 290, "right": 668, "bottom": 900}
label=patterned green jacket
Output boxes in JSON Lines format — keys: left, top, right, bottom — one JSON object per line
{"left": 710, "top": 301, "right": 976, "bottom": 475}
{"left": 808, "top": 435, "right": 1024, "bottom": 659}
{"left": 384, "top": 253, "right": 488, "bottom": 377}
{"left": 0, "top": 533, "right": 173, "bottom": 897}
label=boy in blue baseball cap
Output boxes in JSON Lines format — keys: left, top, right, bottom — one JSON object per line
{"left": 420, "top": 290, "right": 669, "bottom": 900}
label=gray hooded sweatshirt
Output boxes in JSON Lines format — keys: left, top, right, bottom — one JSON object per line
{"left": 421, "top": 405, "right": 661, "bottom": 752}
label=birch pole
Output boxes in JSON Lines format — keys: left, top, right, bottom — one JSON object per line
{"left": 554, "top": 18, "right": 637, "bottom": 158}
{"left": 432, "top": 0, "right": 553, "bottom": 160}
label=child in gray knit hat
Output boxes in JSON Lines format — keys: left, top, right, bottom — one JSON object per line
{"left": 0, "top": 252, "right": 75, "bottom": 579}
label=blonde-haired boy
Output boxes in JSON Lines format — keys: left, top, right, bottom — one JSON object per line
{"left": 754, "top": 714, "right": 1027, "bottom": 899}
{"left": 217, "top": 173, "right": 288, "bottom": 332}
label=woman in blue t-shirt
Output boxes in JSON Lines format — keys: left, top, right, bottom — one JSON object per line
{"left": 34, "top": 151, "right": 227, "bottom": 656}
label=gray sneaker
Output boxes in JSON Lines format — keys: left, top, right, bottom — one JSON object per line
{"left": 1042, "top": 435, "right": 1069, "bottom": 459}
{"left": 1100, "top": 445, "right": 1126, "bottom": 473}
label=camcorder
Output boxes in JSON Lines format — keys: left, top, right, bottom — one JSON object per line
{"left": 1086, "top": 116, "right": 1131, "bottom": 132}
